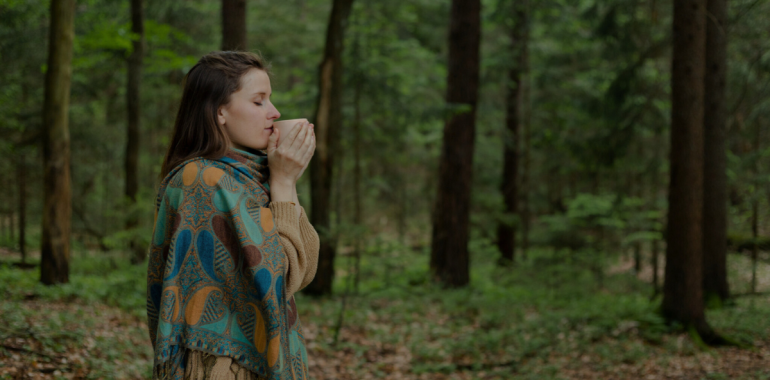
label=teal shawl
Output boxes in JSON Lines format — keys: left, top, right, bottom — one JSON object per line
{"left": 147, "top": 148, "right": 309, "bottom": 380}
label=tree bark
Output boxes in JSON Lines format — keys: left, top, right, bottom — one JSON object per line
{"left": 651, "top": 124, "right": 664, "bottom": 295}
{"left": 663, "top": 0, "right": 719, "bottom": 343}
{"left": 17, "top": 154, "right": 27, "bottom": 263}
{"left": 2, "top": 214, "right": 7, "bottom": 243}
{"left": 352, "top": 35, "right": 363, "bottom": 293}
{"left": 634, "top": 242, "right": 642, "bottom": 274}
{"left": 521, "top": 62, "right": 531, "bottom": 261}
{"left": 221, "top": 0, "right": 247, "bottom": 51}
{"left": 702, "top": 0, "right": 730, "bottom": 304}
{"left": 652, "top": 239, "right": 660, "bottom": 294}
{"left": 41, "top": 0, "right": 76, "bottom": 285}
{"left": 497, "top": 0, "right": 527, "bottom": 266}
{"left": 749, "top": 119, "right": 761, "bottom": 294}
{"left": 633, "top": 160, "right": 643, "bottom": 275}
{"left": 9, "top": 174, "right": 16, "bottom": 242}
{"left": 127, "top": 0, "right": 145, "bottom": 264}
{"left": 304, "top": 0, "right": 354, "bottom": 296}
{"left": 430, "top": 0, "right": 481, "bottom": 288}
{"left": 10, "top": 212, "right": 16, "bottom": 245}
{"left": 750, "top": 199, "right": 758, "bottom": 293}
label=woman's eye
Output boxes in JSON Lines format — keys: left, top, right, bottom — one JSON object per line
{"left": 254, "top": 102, "right": 263, "bottom": 106}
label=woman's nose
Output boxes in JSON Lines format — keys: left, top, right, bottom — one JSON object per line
{"left": 268, "top": 103, "right": 280, "bottom": 120}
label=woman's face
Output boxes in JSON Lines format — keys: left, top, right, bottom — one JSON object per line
{"left": 218, "top": 68, "right": 281, "bottom": 150}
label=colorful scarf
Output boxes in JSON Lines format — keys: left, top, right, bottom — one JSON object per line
{"left": 147, "top": 148, "right": 309, "bottom": 380}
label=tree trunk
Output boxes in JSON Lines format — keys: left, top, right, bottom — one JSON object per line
{"left": 497, "top": 0, "right": 527, "bottom": 266}
{"left": 10, "top": 212, "right": 16, "bottom": 246}
{"left": 17, "top": 154, "right": 27, "bottom": 263}
{"left": 651, "top": 123, "right": 664, "bottom": 295}
{"left": 702, "top": 0, "right": 730, "bottom": 304}
{"left": 304, "top": 0, "right": 354, "bottom": 296}
{"left": 127, "top": 0, "right": 145, "bottom": 264}
{"left": 5, "top": 214, "right": 10, "bottom": 243}
{"left": 221, "top": 0, "right": 247, "bottom": 51}
{"left": 9, "top": 171, "right": 16, "bottom": 243}
{"left": 430, "top": 0, "right": 481, "bottom": 288}
{"left": 2, "top": 214, "right": 7, "bottom": 244}
{"left": 749, "top": 118, "right": 761, "bottom": 294}
{"left": 521, "top": 63, "right": 531, "bottom": 261}
{"left": 750, "top": 199, "right": 758, "bottom": 294}
{"left": 652, "top": 239, "right": 660, "bottom": 294}
{"left": 41, "top": 0, "right": 76, "bottom": 285}
{"left": 352, "top": 48, "right": 363, "bottom": 293}
{"left": 634, "top": 242, "right": 642, "bottom": 274}
{"left": 632, "top": 160, "right": 642, "bottom": 275}
{"left": 663, "top": 0, "right": 719, "bottom": 343}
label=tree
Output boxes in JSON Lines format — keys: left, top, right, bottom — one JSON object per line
{"left": 662, "top": 0, "right": 719, "bottom": 343}
{"left": 126, "top": 0, "right": 144, "bottom": 264}
{"left": 497, "top": 0, "right": 528, "bottom": 265}
{"left": 40, "top": 0, "right": 76, "bottom": 285}
{"left": 702, "top": 0, "right": 730, "bottom": 304}
{"left": 304, "top": 0, "right": 354, "bottom": 296}
{"left": 16, "top": 153, "right": 27, "bottom": 263}
{"left": 221, "top": 0, "right": 246, "bottom": 51}
{"left": 430, "top": 0, "right": 481, "bottom": 287}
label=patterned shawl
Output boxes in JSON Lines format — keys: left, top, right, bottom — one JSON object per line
{"left": 147, "top": 148, "right": 309, "bottom": 380}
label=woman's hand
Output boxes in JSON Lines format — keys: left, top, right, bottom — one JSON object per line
{"left": 267, "top": 120, "right": 315, "bottom": 188}
{"left": 296, "top": 123, "right": 314, "bottom": 179}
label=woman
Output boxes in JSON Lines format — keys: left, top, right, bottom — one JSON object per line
{"left": 147, "top": 51, "right": 319, "bottom": 380}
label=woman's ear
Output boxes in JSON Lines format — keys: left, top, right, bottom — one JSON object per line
{"left": 217, "top": 105, "right": 227, "bottom": 127}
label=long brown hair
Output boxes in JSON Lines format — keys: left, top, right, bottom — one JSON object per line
{"left": 160, "top": 51, "right": 268, "bottom": 178}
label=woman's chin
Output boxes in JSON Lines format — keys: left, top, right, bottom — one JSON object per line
{"left": 232, "top": 142, "right": 269, "bottom": 151}
{"left": 249, "top": 144, "right": 269, "bottom": 151}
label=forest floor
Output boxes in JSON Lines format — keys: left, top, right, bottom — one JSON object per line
{"left": 0, "top": 245, "right": 768, "bottom": 380}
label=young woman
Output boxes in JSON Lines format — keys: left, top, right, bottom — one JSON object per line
{"left": 147, "top": 51, "right": 319, "bottom": 380}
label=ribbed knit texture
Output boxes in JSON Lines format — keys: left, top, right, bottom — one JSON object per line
{"left": 269, "top": 203, "right": 320, "bottom": 299}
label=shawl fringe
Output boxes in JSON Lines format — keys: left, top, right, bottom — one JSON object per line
{"left": 153, "top": 348, "right": 263, "bottom": 380}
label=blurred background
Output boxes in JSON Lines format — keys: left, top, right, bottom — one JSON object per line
{"left": 0, "top": 0, "right": 768, "bottom": 379}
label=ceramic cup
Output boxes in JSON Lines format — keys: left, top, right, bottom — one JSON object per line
{"left": 272, "top": 118, "right": 309, "bottom": 141}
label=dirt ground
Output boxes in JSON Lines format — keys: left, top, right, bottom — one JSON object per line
{"left": 1, "top": 297, "right": 768, "bottom": 380}
{"left": 1, "top": 248, "right": 768, "bottom": 379}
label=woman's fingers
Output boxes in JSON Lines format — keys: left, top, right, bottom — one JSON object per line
{"left": 283, "top": 121, "right": 303, "bottom": 147}
{"left": 294, "top": 126, "right": 315, "bottom": 180}
{"left": 289, "top": 122, "right": 309, "bottom": 152}
{"left": 278, "top": 122, "right": 302, "bottom": 153}
{"left": 301, "top": 140, "right": 315, "bottom": 166}
{"left": 267, "top": 127, "right": 279, "bottom": 154}
{"left": 277, "top": 123, "right": 309, "bottom": 167}
{"left": 298, "top": 125, "right": 315, "bottom": 160}
{"left": 298, "top": 128, "right": 315, "bottom": 170}
{"left": 271, "top": 121, "right": 317, "bottom": 182}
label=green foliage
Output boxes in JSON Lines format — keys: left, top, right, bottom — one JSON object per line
{"left": 528, "top": 193, "right": 662, "bottom": 286}
{"left": 0, "top": 256, "right": 151, "bottom": 378}
{"left": 303, "top": 237, "right": 770, "bottom": 378}
{"left": 0, "top": 253, "right": 147, "bottom": 315}
{"left": 0, "top": 0, "right": 769, "bottom": 377}
{"left": 1, "top": 239, "right": 768, "bottom": 378}
{"left": 0, "top": 0, "right": 765, "bottom": 276}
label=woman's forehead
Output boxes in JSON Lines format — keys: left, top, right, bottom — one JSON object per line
{"left": 240, "top": 68, "right": 271, "bottom": 94}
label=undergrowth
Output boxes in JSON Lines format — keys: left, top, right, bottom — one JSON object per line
{"left": 0, "top": 240, "right": 768, "bottom": 379}
{"left": 302, "top": 238, "right": 770, "bottom": 378}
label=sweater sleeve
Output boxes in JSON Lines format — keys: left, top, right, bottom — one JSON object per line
{"left": 269, "top": 202, "right": 320, "bottom": 299}
{"left": 297, "top": 207, "right": 320, "bottom": 290}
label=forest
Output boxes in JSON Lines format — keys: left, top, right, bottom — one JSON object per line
{"left": 0, "top": 0, "right": 769, "bottom": 379}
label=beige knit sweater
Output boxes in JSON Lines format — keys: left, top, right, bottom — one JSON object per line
{"left": 183, "top": 202, "right": 319, "bottom": 379}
